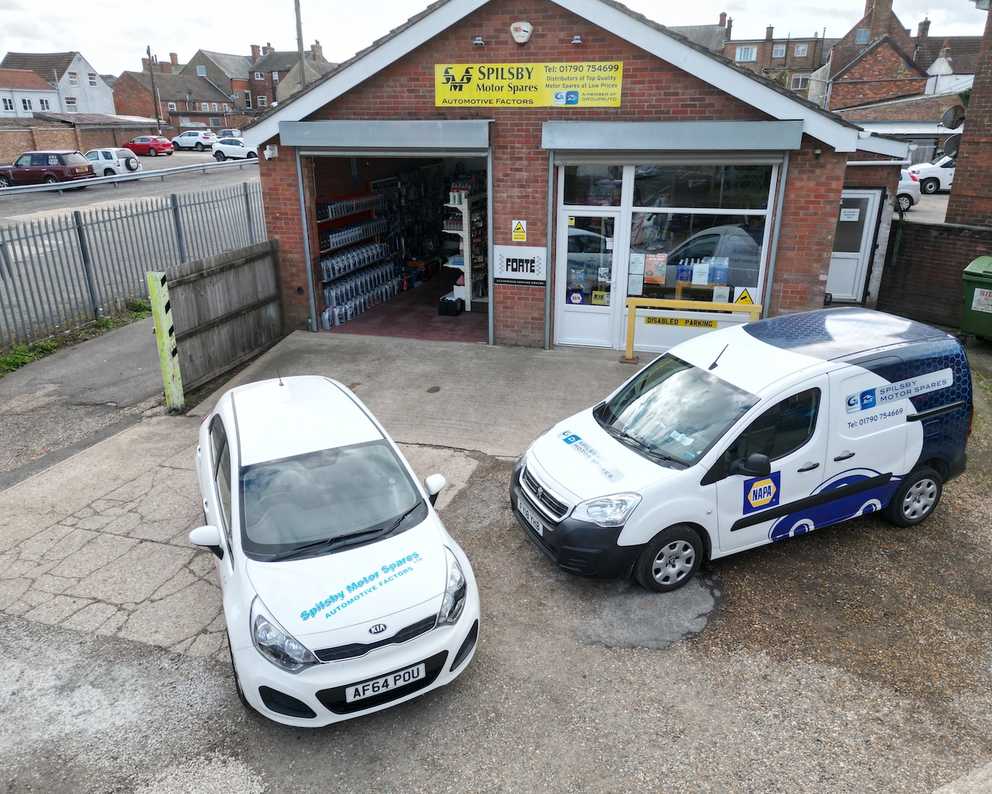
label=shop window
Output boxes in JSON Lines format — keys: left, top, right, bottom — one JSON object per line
{"left": 627, "top": 212, "right": 766, "bottom": 303}
{"left": 563, "top": 165, "right": 622, "bottom": 207}
{"left": 772, "top": 44, "right": 786, "bottom": 58}
{"left": 632, "top": 164, "right": 772, "bottom": 211}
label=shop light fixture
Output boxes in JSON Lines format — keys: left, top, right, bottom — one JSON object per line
{"left": 571, "top": 34, "right": 584, "bottom": 45}
{"left": 472, "top": 35, "right": 486, "bottom": 46}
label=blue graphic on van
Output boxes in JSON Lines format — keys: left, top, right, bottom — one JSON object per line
{"left": 743, "top": 471, "right": 780, "bottom": 514}
{"left": 768, "top": 469, "right": 901, "bottom": 542}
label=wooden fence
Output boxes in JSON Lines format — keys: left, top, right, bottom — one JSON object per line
{"left": 164, "top": 240, "right": 282, "bottom": 398}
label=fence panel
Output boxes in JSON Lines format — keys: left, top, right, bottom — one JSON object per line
{"left": 0, "top": 181, "right": 265, "bottom": 349}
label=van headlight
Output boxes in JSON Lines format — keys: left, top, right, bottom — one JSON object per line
{"left": 572, "top": 493, "right": 642, "bottom": 527}
{"left": 250, "top": 597, "right": 319, "bottom": 673}
{"left": 437, "top": 547, "right": 467, "bottom": 626}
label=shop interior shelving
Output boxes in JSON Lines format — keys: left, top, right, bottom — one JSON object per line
{"left": 441, "top": 194, "right": 487, "bottom": 310}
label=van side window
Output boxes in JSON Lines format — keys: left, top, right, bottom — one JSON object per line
{"left": 723, "top": 388, "right": 820, "bottom": 466}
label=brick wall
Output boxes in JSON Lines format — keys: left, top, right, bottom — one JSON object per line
{"left": 1, "top": 124, "right": 175, "bottom": 164}
{"left": 877, "top": 220, "right": 992, "bottom": 326}
{"left": 259, "top": 0, "right": 849, "bottom": 344}
{"left": 113, "top": 73, "right": 158, "bottom": 120}
{"left": 836, "top": 93, "right": 961, "bottom": 122}
{"left": 844, "top": 157, "right": 902, "bottom": 306}
{"left": 829, "top": 42, "right": 928, "bottom": 110}
{"left": 946, "top": 10, "right": 992, "bottom": 227}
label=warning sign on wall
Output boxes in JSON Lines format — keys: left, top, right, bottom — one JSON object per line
{"left": 734, "top": 287, "right": 755, "bottom": 305}
{"left": 512, "top": 220, "right": 527, "bottom": 242}
{"left": 435, "top": 62, "right": 623, "bottom": 107}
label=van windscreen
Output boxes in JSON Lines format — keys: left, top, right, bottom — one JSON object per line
{"left": 594, "top": 354, "right": 758, "bottom": 467}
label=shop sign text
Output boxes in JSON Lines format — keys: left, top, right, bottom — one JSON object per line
{"left": 435, "top": 62, "right": 623, "bottom": 107}
{"left": 495, "top": 245, "right": 546, "bottom": 283}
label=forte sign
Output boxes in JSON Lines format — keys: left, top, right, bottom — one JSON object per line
{"left": 494, "top": 245, "right": 546, "bottom": 283}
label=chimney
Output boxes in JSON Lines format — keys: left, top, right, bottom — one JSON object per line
{"left": 169, "top": 52, "right": 179, "bottom": 65}
{"left": 265, "top": 42, "right": 272, "bottom": 55}
{"left": 141, "top": 56, "right": 150, "bottom": 70}
{"left": 726, "top": 16, "right": 733, "bottom": 39}
{"left": 864, "top": 0, "right": 873, "bottom": 18}
{"left": 310, "top": 40, "right": 323, "bottom": 62}
{"left": 939, "top": 44, "right": 951, "bottom": 60}
{"left": 251, "top": 44, "right": 260, "bottom": 61}
{"left": 719, "top": 11, "right": 727, "bottom": 27}
{"left": 869, "top": 0, "right": 892, "bottom": 41}
{"left": 765, "top": 25, "right": 774, "bottom": 42}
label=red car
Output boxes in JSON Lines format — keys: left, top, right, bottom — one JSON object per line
{"left": 125, "top": 136, "right": 174, "bottom": 156}
{"left": 0, "top": 150, "right": 94, "bottom": 188}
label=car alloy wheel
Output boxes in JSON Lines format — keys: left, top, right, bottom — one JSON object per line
{"left": 43, "top": 176, "right": 57, "bottom": 184}
{"left": 148, "top": 148, "right": 157, "bottom": 157}
{"left": 195, "top": 142, "right": 204, "bottom": 151}
{"left": 0, "top": 175, "right": 9, "bottom": 188}
{"left": 897, "top": 194, "right": 912, "bottom": 212}
{"left": 104, "top": 168, "right": 115, "bottom": 177}
{"left": 921, "top": 178, "right": 940, "bottom": 195}
{"left": 214, "top": 151, "right": 226, "bottom": 161}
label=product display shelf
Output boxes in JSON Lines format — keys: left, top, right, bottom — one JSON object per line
{"left": 319, "top": 218, "right": 389, "bottom": 255}
{"left": 320, "top": 249, "right": 395, "bottom": 285}
{"left": 442, "top": 194, "right": 487, "bottom": 310}
{"left": 315, "top": 194, "right": 384, "bottom": 224}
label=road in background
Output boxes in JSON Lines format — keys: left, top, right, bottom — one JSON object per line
{"left": 905, "top": 192, "right": 949, "bottom": 225}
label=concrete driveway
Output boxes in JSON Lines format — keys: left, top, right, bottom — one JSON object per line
{"left": 2, "top": 333, "right": 992, "bottom": 792}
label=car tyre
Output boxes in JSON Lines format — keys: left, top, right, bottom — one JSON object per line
{"left": 884, "top": 466, "right": 943, "bottom": 527}
{"left": 103, "top": 168, "right": 115, "bottom": 177}
{"left": 635, "top": 524, "right": 703, "bottom": 592}
{"left": 896, "top": 194, "right": 913, "bottom": 212}
{"left": 214, "top": 151, "right": 226, "bottom": 161}
{"left": 921, "top": 178, "right": 940, "bottom": 195}
{"left": 43, "top": 176, "right": 57, "bottom": 184}
{"left": 125, "top": 157, "right": 139, "bottom": 172}
{"left": 194, "top": 142, "right": 204, "bottom": 151}
{"left": 227, "top": 632, "right": 251, "bottom": 711}
{"left": 0, "top": 175, "right": 9, "bottom": 188}
{"left": 246, "top": 151, "right": 257, "bottom": 159}
{"left": 148, "top": 148, "right": 157, "bottom": 157}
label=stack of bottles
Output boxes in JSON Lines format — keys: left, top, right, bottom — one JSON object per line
{"left": 315, "top": 194, "right": 384, "bottom": 222}
{"left": 319, "top": 243, "right": 391, "bottom": 282}
{"left": 320, "top": 262, "right": 403, "bottom": 329}
{"left": 319, "top": 218, "right": 389, "bottom": 252}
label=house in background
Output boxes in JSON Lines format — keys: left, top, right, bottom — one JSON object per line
{"left": 276, "top": 57, "right": 337, "bottom": 104}
{"left": 0, "top": 52, "right": 115, "bottom": 114}
{"left": 248, "top": 41, "right": 332, "bottom": 109}
{"left": 723, "top": 24, "right": 837, "bottom": 98}
{"left": 666, "top": 12, "right": 731, "bottom": 54}
{"left": 0, "top": 68, "right": 61, "bottom": 118}
{"left": 113, "top": 71, "right": 241, "bottom": 132}
{"left": 180, "top": 49, "right": 253, "bottom": 112}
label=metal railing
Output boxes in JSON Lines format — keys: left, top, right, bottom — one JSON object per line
{"left": 0, "top": 180, "right": 265, "bottom": 348}
{"left": 0, "top": 157, "right": 258, "bottom": 197}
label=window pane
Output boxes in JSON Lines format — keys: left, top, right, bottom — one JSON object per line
{"left": 565, "top": 216, "right": 614, "bottom": 305}
{"left": 724, "top": 389, "right": 820, "bottom": 464}
{"left": 628, "top": 212, "right": 765, "bottom": 301}
{"left": 216, "top": 442, "right": 232, "bottom": 533}
{"left": 563, "top": 165, "right": 622, "bottom": 206}
{"left": 832, "top": 197, "right": 869, "bottom": 253}
{"left": 633, "top": 165, "right": 771, "bottom": 210}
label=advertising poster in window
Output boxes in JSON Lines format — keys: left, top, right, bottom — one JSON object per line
{"left": 643, "top": 253, "right": 667, "bottom": 285}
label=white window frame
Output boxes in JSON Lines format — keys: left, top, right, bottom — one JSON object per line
{"left": 196, "top": 64, "right": 207, "bottom": 77}
{"left": 794, "top": 43, "right": 809, "bottom": 57}
{"left": 167, "top": 101, "right": 177, "bottom": 111}
{"left": 22, "top": 98, "right": 33, "bottom": 111}
{"left": 88, "top": 72, "right": 97, "bottom": 86}
{"left": 39, "top": 98, "right": 50, "bottom": 110}
{"left": 2, "top": 97, "right": 13, "bottom": 111}
{"left": 68, "top": 71, "right": 79, "bottom": 85}
{"left": 735, "top": 46, "right": 757, "bottom": 63}
{"left": 272, "top": 71, "right": 279, "bottom": 81}
{"left": 244, "top": 91, "right": 252, "bottom": 109}
{"left": 772, "top": 44, "right": 786, "bottom": 59}
{"left": 211, "top": 102, "right": 218, "bottom": 111}
{"left": 200, "top": 102, "right": 209, "bottom": 111}
{"left": 256, "top": 94, "right": 268, "bottom": 107}
{"left": 64, "top": 96, "right": 77, "bottom": 108}
{"left": 222, "top": 103, "right": 230, "bottom": 111}
{"left": 254, "top": 71, "right": 263, "bottom": 80}
{"left": 791, "top": 74, "right": 811, "bottom": 90}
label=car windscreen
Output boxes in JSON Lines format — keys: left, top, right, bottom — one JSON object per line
{"left": 62, "top": 152, "right": 89, "bottom": 166}
{"left": 239, "top": 440, "right": 426, "bottom": 560}
{"left": 593, "top": 354, "right": 758, "bottom": 467}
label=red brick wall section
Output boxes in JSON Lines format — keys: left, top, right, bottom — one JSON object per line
{"left": 829, "top": 43, "right": 928, "bottom": 110}
{"left": 258, "top": 0, "right": 852, "bottom": 343}
{"left": 113, "top": 73, "right": 158, "bottom": 119}
{"left": 0, "top": 129, "right": 34, "bottom": 164}
{"left": 946, "top": 10, "right": 992, "bottom": 227}
{"left": 768, "top": 137, "right": 848, "bottom": 314}
{"left": 836, "top": 93, "right": 961, "bottom": 122}
{"left": 877, "top": 220, "right": 992, "bottom": 326}
{"left": 1, "top": 127, "right": 81, "bottom": 160}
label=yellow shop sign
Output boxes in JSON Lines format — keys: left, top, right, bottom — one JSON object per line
{"left": 435, "top": 62, "right": 623, "bottom": 108}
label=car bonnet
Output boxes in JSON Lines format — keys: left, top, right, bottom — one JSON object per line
{"left": 245, "top": 518, "right": 447, "bottom": 643}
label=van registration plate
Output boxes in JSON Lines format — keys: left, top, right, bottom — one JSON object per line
{"left": 518, "top": 496, "right": 545, "bottom": 537}
{"left": 346, "top": 662, "right": 426, "bottom": 703}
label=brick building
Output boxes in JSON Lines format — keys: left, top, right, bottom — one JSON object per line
{"left": 245, "top": 0, "right": 905, "bottom": 350}
{"left": 113, "top": 71, "right": 242, "bottom": 131}
{"left": 723, "top": 26, "right": 836, "bottom": 99}
{"left": 180, "top": 50, "right": 254, "bottom": 112}
{"left": 247, "top": 41, "right": 333, "bottom": 110}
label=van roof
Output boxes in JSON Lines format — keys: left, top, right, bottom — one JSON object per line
{"left": 743, "top": 308, "right": 950, "bottom": 362}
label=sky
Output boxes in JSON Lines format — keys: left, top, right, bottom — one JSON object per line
{"left": 1, "top": 0, "right": 987, "bottom": 76}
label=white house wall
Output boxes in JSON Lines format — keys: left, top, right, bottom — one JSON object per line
{"left": 56, "top": 54, "right": 116, "bottom": 114}
{"left": 0, "top": 88, "right": 60, "bottom": 118}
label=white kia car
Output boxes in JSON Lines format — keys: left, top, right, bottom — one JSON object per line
{"left": 191, "top": 376, "right": 480, "bottom": 726}
{"left": 212, "top": 137, "right": 258, "bottom": 161}
{"left": 171, "top": 130, "right": 218, "bottom": 151}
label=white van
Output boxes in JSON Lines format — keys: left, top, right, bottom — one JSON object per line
{"left": 512, "top": 308, "right": 972, "bottom": 592}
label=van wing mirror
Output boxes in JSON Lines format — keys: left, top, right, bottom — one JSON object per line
{"left": 731, "top": 453, "right": 771, "bottom": 478}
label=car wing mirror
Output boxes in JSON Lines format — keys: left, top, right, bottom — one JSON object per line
{"left": 189, "top": 524, "right": 224, "bottom": 559}
{"left": 731, "top": 453, "right": 771, "bottom": 477}
{"left": 425, "top": 474, "right": 447, "bottom": 506}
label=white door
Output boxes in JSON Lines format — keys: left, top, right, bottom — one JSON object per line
{"left": 826, "top": 189, "right": 880, "bottom": 303}
{"left": 554, "top": 212, "right": 621, "bottom": 347}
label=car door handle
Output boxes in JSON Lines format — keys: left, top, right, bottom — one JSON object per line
{"left": 797, "top": 462, "right": 820, "bottom": 472}
{"left": 833, "top": 451, "right": 856, "bottom": 461}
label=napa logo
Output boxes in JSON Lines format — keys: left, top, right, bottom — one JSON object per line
{"left": 743, "top": 471, "right": 780, "bottom": 514}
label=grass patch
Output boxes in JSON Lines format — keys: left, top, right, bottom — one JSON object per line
{"left": 0, "top": 299, "right": 153, "bottom": 378}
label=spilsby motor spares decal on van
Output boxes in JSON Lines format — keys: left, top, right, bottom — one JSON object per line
{"left": 299, "top": 552, "right": 425, "bottom": 622}
{"left": 845, "top": 368, "right": 953, "bottom": 413}
{"left": 743, "top": 472, "right": 780, "bottom": 514}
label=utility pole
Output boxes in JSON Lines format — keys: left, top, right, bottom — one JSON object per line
{"left": 295, "top": 0, "right": 307, "bottom": 93}
{"left": 146, "top": 45, "right": 162, "bottom": 134}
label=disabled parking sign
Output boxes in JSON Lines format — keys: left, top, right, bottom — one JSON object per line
{"left": 743, "top": 471, "right": 780, "bottom": 514}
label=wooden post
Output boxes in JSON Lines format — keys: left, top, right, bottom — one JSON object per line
{"left": 147, "top": 271, "right": 185, "bottom": 411}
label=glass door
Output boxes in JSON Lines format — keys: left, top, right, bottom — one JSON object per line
{"left": 554, "top": 212, "right": 620, "bottom": 347}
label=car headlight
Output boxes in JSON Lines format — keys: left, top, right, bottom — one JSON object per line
{"left": 437, "top": 547, "right": 467, "bottom": 626}
{"left": 572, "top": 493, "right": 642, "bottom": 527}
{"left": 250, "top": 597, "right": 319, "bottom": 673}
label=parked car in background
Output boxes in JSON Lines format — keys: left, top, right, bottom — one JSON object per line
{"left": 896, "top": 169, "right": 921, "bottom": 212}
{"left": 212, "top": 137, "right": 258, "bottom": 161}
{"left": 217, "top": 128, "right": 242, "bottom": 138}
{"left": 172, "top": 130, "right": 218, "bottom": 151}
{"left": 0, "top": 151, "right": 94, "bottom": 188}
{"left": 908, "top": 154, "right": 955, "bottom": 195}
{"left": 85, "top": 148, "right": 142, "bottom": 176}
{"left": 126, "top": 136, "right": 174, "bottom": 157}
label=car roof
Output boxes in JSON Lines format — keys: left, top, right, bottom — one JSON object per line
{"left": 22, "top": 150, "right": 77, "bottom": 155}
{"left": 229, "top": 376, "right": 383, "bottom": 466}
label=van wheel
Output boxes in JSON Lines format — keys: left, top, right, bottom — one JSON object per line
{"left": 884, "top": 466, "right": 943, "bottom": 527}
{"left": 635, "top": 525, "right": 703, "bottom": 592}
{"left": 227, "top": 633, "right": 251, "bottom": 710}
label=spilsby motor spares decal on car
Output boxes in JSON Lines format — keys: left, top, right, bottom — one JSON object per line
{"left": 742, "top": 471, "right": 780, "bottom": 514}
{"left": 559, "top": 430, "right": 622, "bottom": 482}
{"left": 299, "top": 552, "right": 425, "bottom": 622}
{"left": 845, "top": 368, "right": 953, "bottom": 413}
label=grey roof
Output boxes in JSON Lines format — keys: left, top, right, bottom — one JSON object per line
{"left": 253, "top": 50, "right": 329, "bottom": 73}
{"left": 0, "top": 52, "right": 77, "bottom": 82}
{"left": 913, "top": 35, "right": 983, "bottom": 74}
{"left": 122, "top": 71, "right": 231, "bottom": 102}
{"left": 199, "top": 50, "right": 253, "bottom": 79}
{"left": 669, "top": 24, "right": 725, "bottom": 53}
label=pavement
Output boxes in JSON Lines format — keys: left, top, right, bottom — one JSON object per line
{"left": 0, "top": 151, "right": 258, "bottom": 225}
{"left": 904, "top": 192, "right": 948, "bottom": 225}
{"left": 2, "top": 330, "right": 992, "bottom": 792}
